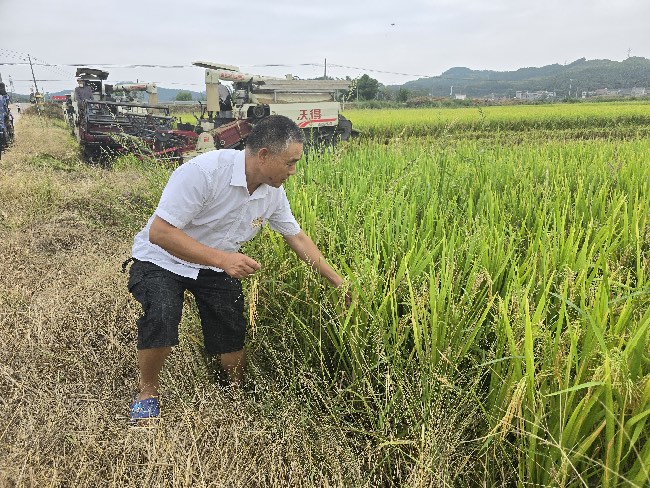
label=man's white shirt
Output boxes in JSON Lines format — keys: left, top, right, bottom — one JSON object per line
{"left": 132, "top": 149, "right": 301, "bottom": 278}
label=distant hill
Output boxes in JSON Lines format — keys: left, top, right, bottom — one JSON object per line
{"left": 155, "top": 87, "right": 205, "bottom": 102}
{"left": 397, "top": 57, "right": 650, "bottom": 98}
{"left": 16, "top": 86, "right": 205, "bottom": 103}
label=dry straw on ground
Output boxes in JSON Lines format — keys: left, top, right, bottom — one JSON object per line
{"left": 0, "top": 117, "right": 366, "bottom": 487}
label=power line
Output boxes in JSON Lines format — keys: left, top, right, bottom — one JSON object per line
{"left": 0, "top": 62, "right": 193, "bottom": 69}
{"left": 238, "top": 62, "right": 560, "bottom": 82}
{"left": 329, "top": 63, "right": 437, "bottom": 78}
{"left": 0, "top": 55, "right": 466, "bottom": 81}
{"left": 2, "top": 52, "right": 608, "bottom": 87}
{"left": 0, "top": 49, "right": 74, "bottom": 81}
{"left": 11, "top": 79, "right": 204, "bottom": 85}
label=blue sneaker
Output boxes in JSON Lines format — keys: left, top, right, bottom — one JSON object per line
{"left": 129, "top": 397, "right": 160, "bottom": 424}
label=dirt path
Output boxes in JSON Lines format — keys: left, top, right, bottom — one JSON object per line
{"left": 8, "top": 103, "right": 23, "bottom": 122}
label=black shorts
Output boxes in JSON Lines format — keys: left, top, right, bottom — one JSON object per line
{"left": 127, "top": 259, "right": 246, "bottom": 355}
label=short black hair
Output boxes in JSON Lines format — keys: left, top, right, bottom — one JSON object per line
{"left": 246, "top": 115, "right": 304, "bottom": 154}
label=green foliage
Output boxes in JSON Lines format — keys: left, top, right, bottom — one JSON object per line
{"left": 355, "top": 74, "right": 381, "bottom": 100}
{"left": 175, "top": 90, "right": 193, "bottom": 102}
{"left": 23, "top": 101, "right": 65, "bottom": 120}
{"left": 396, "top": 87, "right": 410, "bottom": 102}
{"left": 376, "top": 86, "right": 394, "bottom": 101}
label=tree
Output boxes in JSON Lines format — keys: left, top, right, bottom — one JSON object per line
{"left": 377, "top": 86, "right": 394, "bottom": 101}
{"left": 396, "top": 87, "right": 410, "bottom": 102}
{"left": 175, "top": 90, "right": 193, "bottom": 101}
{"left": 356, "top": 74, "right": 380, "bottom": 100}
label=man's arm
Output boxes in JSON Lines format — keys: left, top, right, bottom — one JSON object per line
{"left": 149, "top": 216, "right": 260, "bottom": 279}
{"left": 283, "top": 231, "right": 344, "bottom": 288}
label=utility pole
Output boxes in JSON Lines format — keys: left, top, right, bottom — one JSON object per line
{"left": 569, "top": 79, "right": 574, "bottom": 98}
{"left": 28, "top": 54, "right": 39, "bottom": 95}
{"left": 324, "top": 58, "right": 327, "bottom": 79}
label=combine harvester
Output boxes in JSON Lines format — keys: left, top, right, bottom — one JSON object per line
{"left": 179, "top": 61, "right": 357, "bottom": 158}
{"left": 66, "top": 67, "right": 196, "bottom": 163}
{"left": 0, "top": 73, "right": 15, "bottom": 159}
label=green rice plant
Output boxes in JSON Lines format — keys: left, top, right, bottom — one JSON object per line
{"left": 244, "top": 135, "right": 650, "bottom": 485}
{"left": 344, "top": 101, "right": 650, "bottom": 140}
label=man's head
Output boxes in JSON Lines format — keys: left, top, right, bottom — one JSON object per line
{"left": 246, "top": 115, "right": 305, "bottom": 155}
{"left": 246, "top": 115, "right": 305, "bottom": 188}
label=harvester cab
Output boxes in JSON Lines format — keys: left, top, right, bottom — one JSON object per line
{"left": 68, "top": 67, "right": 109, "bottom": 135}
{"left": 181, "top": 61, "right": 356, "bottom": 158}
{"left": 73, "top": 67, "right": 108, "bottom": 102}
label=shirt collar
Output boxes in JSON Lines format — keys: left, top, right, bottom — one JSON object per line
{"left": 230, "top": 150, "right": 270, "bottom": 199}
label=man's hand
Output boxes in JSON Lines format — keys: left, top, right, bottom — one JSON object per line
{"left": 284, "top": 231, "right": 351, "bottom": 307}
{"left": 220, "top": 252, "right": 261, "bottom": 279}
{"left": 333, "top": 281, "right": 352, "bottom": 308}
{"left": 341, "top": 287, "right": 353, "bottom": 308}
{"left": 148, "top": 216, "right": 260, "bottom": 279}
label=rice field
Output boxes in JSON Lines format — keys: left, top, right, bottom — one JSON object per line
{"left": 1, "top": 103, "right": 649, "bottom": 486}
{"left": 342, "top": 101, "right": 650, "bottom": 139}
{"left": 246, "top": 104, "right": 650, "bottom": 486}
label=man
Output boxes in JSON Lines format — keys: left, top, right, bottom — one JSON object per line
{"left": 126, "top": 115, "right": 347, "bottom": 422}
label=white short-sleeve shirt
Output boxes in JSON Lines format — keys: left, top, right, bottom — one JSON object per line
{"left": 131, "top": 149, "right": 301, "bottom": 278}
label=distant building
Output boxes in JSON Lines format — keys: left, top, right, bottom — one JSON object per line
{"left": 582, "top": 87, "right": 646, "bottom": 98}
{"left": 454, "top": 94, "right": 466, "bottom": 100}
{"left": 515, "top": 90, "right": 556, "bottom": 100}
{"left": 593, "top": 88, "right": 620, "bottom": 96}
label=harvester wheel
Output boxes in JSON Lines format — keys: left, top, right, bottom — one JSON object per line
{"left": 0, "top": 128, "right": 12, "bottom": 159}
{"left": 336, "top": 115, "right": 355, "bottom": 141}
{"left": 252, "top": 105, "right": 266, "bottom": 119}
{"left": 83, "top": 145, "right": 102, "bottom": 165}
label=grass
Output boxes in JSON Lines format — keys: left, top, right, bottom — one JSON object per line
{"left": 1, "top": 108, "right": 648, "bottom": 486}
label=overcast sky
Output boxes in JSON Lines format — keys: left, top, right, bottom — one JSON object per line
{"left": 1, "top": 0, "right": 649, "bottom": 94}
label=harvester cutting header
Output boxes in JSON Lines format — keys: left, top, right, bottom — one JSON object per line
{"left": 66, "top": 67, "right": 195, "bottom": 163}
{"left": 181, "top": 61, "right": 356, "bottom": 156}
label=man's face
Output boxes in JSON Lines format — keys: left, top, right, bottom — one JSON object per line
{"left": 260, "top": 142, "right": 303, "bottom": 187}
